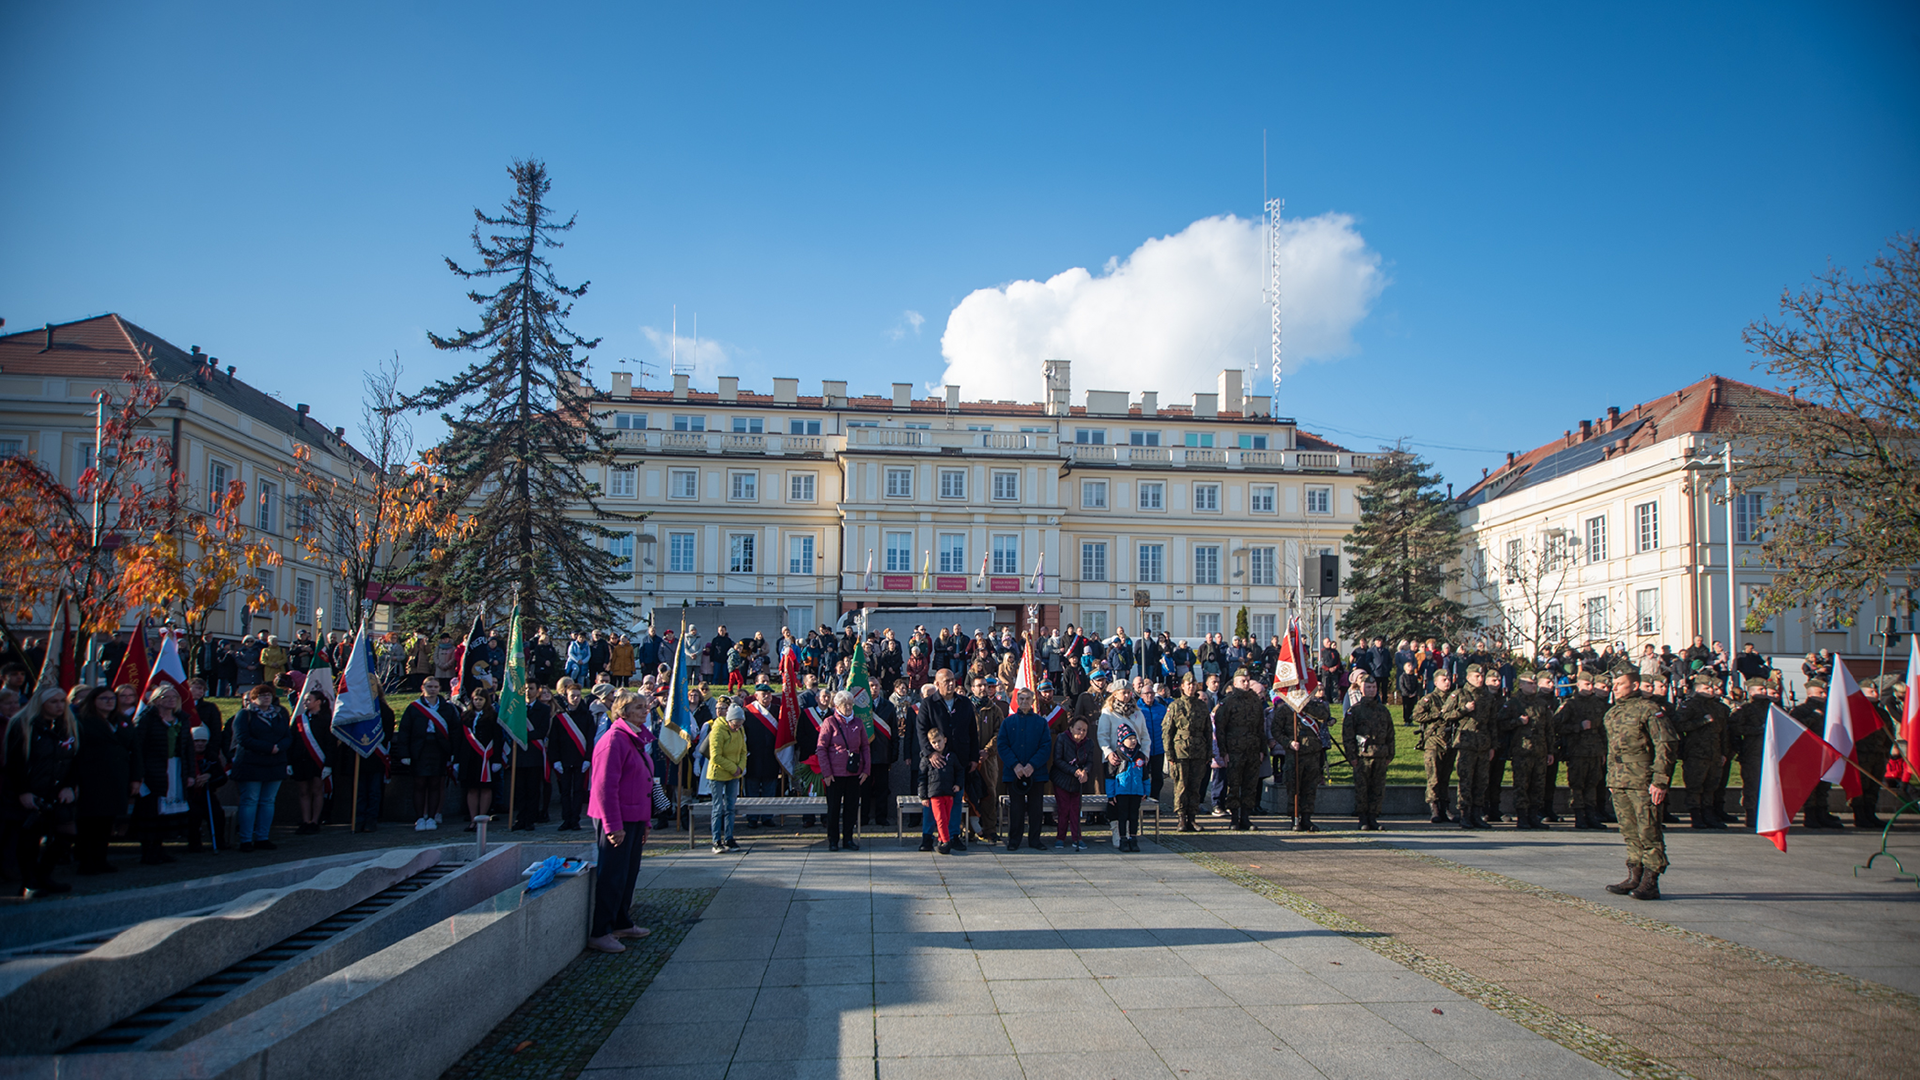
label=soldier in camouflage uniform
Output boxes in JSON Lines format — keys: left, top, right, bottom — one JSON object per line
{"left": 1342, "top": 672, "right": 1396, "bottom": 831}
{"left": 1215, "top": 670, "right": 1268, "bottom": 831}
{"left": 1726, "top": 678, "right": 1775, "bottom": 830}
{"left": 1162, "top": 673, "right": 1210, "bottom": 832}
{"left": 1554, "top": 666, "right": 1610, "bottom": 829}
{"left": 1604, "top": 667, "right": 1678, "bottom": 901}
{"left": 1287, "top": 691, "right": 1332, "bottom": 832}
{"left": 1414, "top": 670, "right": 1457, "bottom": 823}
{"left": 1672, "top": 672, "right": 1731, "bottom": 829}
{"left": 1505, "top": 672, "right": 1558, "bottom": 829}
{"left": 1444, "top": 664, "right": 1501, "bottom": 830}
{"left": 1482, "top": 671, "right": 1512, "bottom": 822}
{"left": 1788, "top": 679, "right": 1846, "bottom": 828}
{"left": 1853, "top": 681, "right": 1897, "bottom": 829}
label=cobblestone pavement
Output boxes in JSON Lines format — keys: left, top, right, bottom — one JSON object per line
{"left": 1170, "top": 831, "right": 1920, "bottom": 1080}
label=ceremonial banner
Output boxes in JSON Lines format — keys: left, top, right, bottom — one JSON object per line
{"left": 499, "top": 605, "right": 528, "bottom": 749}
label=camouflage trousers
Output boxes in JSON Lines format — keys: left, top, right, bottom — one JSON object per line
{"left": 1352, "top": 756, "right": 1389, "bottom": 818}
{"left": 1222, "top": 756, "right": 1263, "bottom": 815}
{"left": 1566, "top": 756, "right": 1606, "bottom": 811}
{"left": 1169, "top": 759, "right": 1207, "bottom": 820}
{"left": 1510, "top": 755, "right": 1552, "bottom": 818}
{"left": 1612, "top": 785, "right": 1668, "bottom": 872}
{"left": 1423, "top": 745, "right": 1457, "bottom": 809}
{"left": 1456, "top": 749, "right": 1490, "bottom": 813}
{"left": 1682, "top": 745, "right": 1721, "bottom": 814}
{"left": 1286, "top": 759, "right": 1323, "bottom": 817}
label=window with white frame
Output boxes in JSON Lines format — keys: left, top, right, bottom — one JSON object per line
{"left": 1082, "top": 542, "right": 1108, "bottom": 582}
{"left": 75, "top": 441, "right": 94, "bottom": 480}
{"left": 1251, "top": 485, "right": 1275, "bottom": 513}
{"left": 1543, "top": 604, "right": 1564, "bottom": 640}
{"left": 1082, "top": 479, "right": 1107, "bottom": 509}
{"left": 1735, "top": 584, "right": 1771, "bottom": 632}
{"left": 1251, "top": 614, "right": 1276, "bottom": 640}
{"left": 1138, "top": 482, "right": 1165, "bottom": 510}
{"left": 1074, "top": 428, "right": 1106, "bottom": 445}
{"left": 938, "top": 533, "right": 966, "bottom": 573}
{"left": 1635, "top": 588, "right": 1660, "bottom": 635}
{"left": 1138, "top": 543, "right": 1165, "bottom": 583}
{"left": 331, "top": 588, "right": 347, "bottom": 630}
{"left": 608, "top": 532, "right": 635, "bottom": 572}
{"left": 1194, "top": 545, "right": 1221, "bottom": 585}
{"left": 788, "top": 535, "right": 814, "bottom": 575}
{"left": 1193, "top": 483, "right": 1220, "bottom": 512}
{"left": 885, "top": 531, "right": 913, "bottom": 572}
{"left": 731, "top": 416, "right": 763, "bottom": 434}
{"left": 1586, "top": 515, "right": 1608, "bottom": 562}
{"left": 966, "top": 424, "right": 993, "bottom": 433}
{"left": 1140, "top": 610, "right": 1165, "bottom": 634}
{"left": 668, "top": 532, "right": 696, "bottom": 573}
{"left": 208, "top": 459, "right": 231, "bottom": 506}
{"left": 789, "top": 472, "right": 816, "bottom": 502}
{"left": 788, "top": 418, "right": 821, "bottom": 436}
{"left": 1236, "top": 434, "right": 1268, "bottom": 450}
{"left": 991, "top": 470, "right": 1018, "bottom": 502}
{"left": 294, "top": 578, "right": 314, "bottom": 622}
{"left": 1129, "top": 430, "right": 1161, "bottom": 447}
{"left": 1635, "top": 501, "right": 1659, "bottom": 552}
{"left": 1305, "top": 484, "right": 1332, "bottom": 515}
{"left": 1183, "top": 432, "right": 1214, "bottom": 448}
{"left": 0, "top": 437, "right": 22, "bottom": 458}
{"left": 669, "top": 469, "right": 698, "bottom": 499}
{"left": 1578, "top": 595, "right": 1605, "bottom": 638}
{"left": 672, "top": 415, "right": 705, "bottom": 432}
{"left": 610, "top": 466, "right": 637, "bottom": 497}
{"left": 1250, "top": 546, "right": 1277, "bottom": 586}
{"left": 1734, "top": 493, "right": 1765, "bottom": 543}
{"left": 938, "top": 469, "right": 965, "bottom": 500}
{"left": 256, "top": 481, "right": 277, "bottom": 532}
{"left": 1194, "top": 612, "right": 1221, "bottom": 635}
{"left": 1505, "top": 538, "right": 1524, "bottom": 575}
{"left": 1083, "top": 609, "right": 1108, "bottom": 636}
{"left": 1813, "top": 589, "right": 1846, "bottom": 631}
{"left": 727, "top": 533, "right": 756, "bottom": 573}
{"left": 1544, "top": 533, "right": 1568, "bottom": 571}
{"left": 885, "top": 467, "right": 914, "bottom": 499}
{"left": 615, "top": 413, "right": 647, "bottom": 430}
{"left": 991, "top": 534, "right": 1019, "bottom": 575}
{"left": 728, "top": 470, "right": 758, "bottom": 501}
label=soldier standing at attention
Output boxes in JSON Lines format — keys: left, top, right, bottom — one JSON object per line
{"left": 1788, "top": 679, "right": 1845, "bottom": 828}
{"left": 1673, "top": 673, "right": 1731, "bottom": 829}
{"left": 1482, "top": 668, "right": 1512, "bottom": 823}
{"left": 1341, "top": 672, "right": 1395, "bottom": 831}
{"left": 1215, "top": 670, "right": 1268, "bottom": 831}
{"left": 1505, "top": 673, "right": 1558, "bottom": 829}
{"left": 1444, "top": 664, "right": 1500, "bottom": 830}
{"left": 1554, "top": 666, "right": 1610, "bottom": 830}
{"left": 1604, "top": 667, "right": 1678, "bottom": 901}
{"left": 1287, "top": 689, "right": 1332, "bottom": 832}
{"left": 1162, "top": 673, "right": 1210, "bottom": 832}
{"left": 1726, "top": 678, "right": 1774, "bottom": 830}
{"left": 1852, "top": 681, "right": 1897, "bottom": 830}
{"left": 1414, "top": 670, "right": 1457, "bottom": 823}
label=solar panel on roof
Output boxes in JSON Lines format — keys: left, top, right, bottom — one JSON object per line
{"left": 1465, "top": 418, "right": 1647, "bottom": 507}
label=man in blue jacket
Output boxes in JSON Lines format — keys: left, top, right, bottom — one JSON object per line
{"left": 999, "top": 688, "right": 1053, "bottom": 851}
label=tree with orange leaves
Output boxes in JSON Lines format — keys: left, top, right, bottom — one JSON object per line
{"left": 118, "top": 481, "right": 290, "bottom": 663}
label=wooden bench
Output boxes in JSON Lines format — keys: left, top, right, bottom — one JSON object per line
{"left": 683, "top": 796, "right": 835, "bottom": 846}
{"left": 893, "top": 793, "right": 1159, "bottom": 843}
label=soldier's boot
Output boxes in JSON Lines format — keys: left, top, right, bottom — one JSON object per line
{"left": 1542, "top": 809, "right": 1562, "bottom": 822}
{"left": 1458, "top": 807, "right": 1476, "bottom": 831}
{"left": 1428, "top": 802, "right": 1447, "bottom": 824}
{"left": 1534, "top": 812, "right": 1551, "bottom": 829}
{"left": 1605, "top": 862, "right": 1642, "bottom": 895}
{"left": 1630, "top": 869, "right": 1662, "bottom": 901}
{"left": 1660, "top": 805, "right": 1682, "bottom": 825}
{"left": 1688, "top": 809, "right": 1724, "bottom": 830}
{"left": 1300, "top": 813, "right": 1318, "bottom": 833}
{"left": 1178, "top": 813, "right": 1198, "bottom": 833}
{"left": 1852, "top": 799, "right": 1885, "bottom": 829}
{"left": 1476, "top": 808, "right": 1494, "bottom": 830}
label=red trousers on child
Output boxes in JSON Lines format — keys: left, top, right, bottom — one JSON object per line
{"left": 929, "top": 796, "right": 954, "bottom": 844}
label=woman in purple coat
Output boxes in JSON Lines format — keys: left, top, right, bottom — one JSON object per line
{"left": 586, "top": 689, "right": 657, "bottom": 954}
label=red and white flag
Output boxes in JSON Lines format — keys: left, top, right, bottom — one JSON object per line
{"left": 1821, "top": 661, "right": 1882, "bottom": 799}
{"left": 1015, "top": 634, "right": 1038, "bottom": 694}
{"left": 1903, "top": 635, "right": 1920, "bottom": 784}
{"left": 141, "top": 629, "right": 197, "bottom": 719}
{"left": 1757, "top": 703, "right": 1839, "bottom": 852}
{"left": 976, "top": 552, "right": 989, "bottom": 588}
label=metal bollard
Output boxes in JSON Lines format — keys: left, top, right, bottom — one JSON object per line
{"left": 473, "top": 814, "right": 491, "bottom": 857}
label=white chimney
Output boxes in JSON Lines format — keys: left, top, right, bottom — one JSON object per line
{"left": 1139, "top": 391, "right": 1157, "bottom": 415}
{"left": 672, "top": 373, "right": 689, "bottom": 401}
{"left": 717, "top": 376, "right": 739, "bottom": 403}
{"left": 773, "top": 377, "right": 798, "bottom": 404}
{"left": 892, "top": 382, "right": 913, "bottom": 411}
{"left": 945, "top": 385, "right": 960, "bottom": 411}
{"left": 612, "top": 371, "right": 633, "bottom": 397}
{"left": 1043, "top": 359, "right": 1071, "bottom": 416}
{"left": 1217, "top": 369, "right": 1244, "bottom": 414}
{"left": 1193, "top": 392, "right": 1218, "bottom": 419}
{"left": 822, "top": 380, "right": 848, "bottom": 406}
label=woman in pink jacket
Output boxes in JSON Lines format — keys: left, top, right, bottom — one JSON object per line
{"left": 816, "top": 689, "right": 872, "bottom": 853}
{"left": 586, "top": 689, "right": 657, "bottom": 954}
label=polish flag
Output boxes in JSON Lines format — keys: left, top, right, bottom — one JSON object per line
{"left": 141, "top": 629, "right": 197, "bottom": 719}
{"left": 1902, "top": 636, "right": 1920, "bottom": 784}
{"left": 1821, "top": 661, "right": 1882, "bottom": 799}
{"left": 1757, "top": 703, "right": 1839, "bottom": 852}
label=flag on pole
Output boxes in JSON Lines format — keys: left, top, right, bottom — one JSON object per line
{"left": 142, "top": 629, "right": 198, "bottom": 719}
{"left": 112, "top": 617, "right": 151, "bottom": 693}
{"left": 775, "top": 645, "right": 800, "bottom": 774}
{"left": 1757, "top": 703, "right": 1840, "bottom": 851}
{"left": 498, "top": 605, "right": 528, "bottom": 750}
{"left": 1903, "top": 635, "right": 1920, "bottom": 783}
{"left": 1274, "top": 616, "right": 1317, "bottom": 696}
{"left": 330, "top": 621, "right": 385, "bottom": 757}
{"left": 659, "top": 618, "right": 694, "bottom": 762}
{"left": 449, "top": 613, "right": 485, "bottom": 700}
{"left": 864, "top": 549, "right": 876, "bottom": 590}
{"left": 1030, "top": 551, "right": 1046, "bottom": 594}
{"left": 1015, "top": 632, "right": 1038, "bottom": 694}
{"left": 976, "top": 552, "right": 989, "bottom": 588}
{"left": 847, "top": 634, "right": 875, "bottom": 738}
{"left": 1821, "top": 661, "right": 1882, "bottom": 799}
{"left": 921, "top": 550, "right": 931, "bottom": 591}
{"left": 36, "top": 596, "right": 75, "bottom": 694}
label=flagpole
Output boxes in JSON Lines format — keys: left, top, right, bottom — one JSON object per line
{"left": 509, "top": 761, "right": 517, "bottom": 832}
{"left": 351, "top": 756, "right": 361, "bottom": 832}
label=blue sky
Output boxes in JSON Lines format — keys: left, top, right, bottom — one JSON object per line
{"left": 4, "top": 2, "right": 1915, "bottom": 485}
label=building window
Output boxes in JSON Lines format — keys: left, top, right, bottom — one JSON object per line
{"left": 905, "top": 422, "right": 932, "bottom": 430}
{"left": 1585, "top": 515, "right": 1607, "bottom": 562}
{"left": 1737, "top": 583, "right": 1773, "bottom": 633}
{"left": 1082, "top": 479, "right": 1108, "bottom": 509}
{"left": 1129, "top": 431, "right": 1161, "bottom": 447}
{"left": 991, "top": 470, "right": 1019, "bottom": 502}
{"left": 208, "top": 459, "right": 231, "bottom": 506}
{"left": 1139, "top": 610, "right": 1164, "bottom": 634}
{"left": 885, "top": 531, "right": 913, "bottom": 573}
{"left": 1635, "top": 588, "right": 1660, "bottom": 635}
{"left": 789, "top": 418, "right": 821, "bottom": 436}
{"left": 294, "top": 578, "right": 314, "bottom": 622}
{"left": 331, "top": 588, "right": 347, "bottom": 630}
{"left": 939, "top": 469, "right": 966, "bottom": 500}
{"left": 1635, "top": 501, "right": 1659, "bottom": 552}
{"left": 75, "top": 441, "right": 94, "bottom": 480}
{"left": 1074, "top": 428, "right": 1106, "bottom": 445}
{"left": 1193, "top": 484, "right": 1220, "bottom": 512}
{"left": 967, "top": 424, "right": 994, "bottom": 433}
{"left": 1251, "top": 613, "right": 1276, "bottom": 640}
{"left": 1251, "top": 485, "right": 1275, "bottom": 513}
{"left": 1586, "top": 596, "right": 1609, "bottom": 638}
{"left": 886, "top": 467, "right": 914, "bottom": 499}
{"left": 608, "top": 532, "right": 634, "bottom": 572}
{"left": 672, "top": 415, "right": 705, "bottom": 432}
{"left": 610, "top": 466, "right": 637, "bottom": 498}
{"left": 991, "top": 534, "right": 1019, "bottom": 575}
{"left": 1305, "top": 484, "right": 1332, "bottom": 516}
{"left": 0, "top": 438, "right": 22, "bottom": 458}
{"left": 668, "top": 532, "right": 696, "bottom": 573}
{"left": 1184, "top": 432, "right": 1215, "bottom": 448}
{"left": 1734, "top": 493, "right": 1765, "bottom": 543}
{"left": 1194, "top": 545, "right": 1221, "bottom": 585}
{"left": 728, "top": 533, "right": 756, "bottom": 574}
{"left": 256, "top": 481, "right": 277, "bottom": 533}
{"left": 1250, "top": 546, "right": 1277, "bottom": 586}
{"left": 1236, "top": 434, "right": 1268, "bottom": 450}
{"left": 669, "top": 469, "right": 698, "bottom": 499}
{"left": 1138, "top": 544, "right": 1165, "bottom": 583}
{"left": 731, "top": 416, "right": 763, "bottom": 434}
{"left": 789, "top": 472, "right": 816, "bottom": 502}
{"left": 1543, "top": 604, "right": 1564, "bottom": 641}
{"left": 1813, "top": 589, "right": 1846, "bottom": 631}
{"left": 1082, "top": 609, "right": 1107, "bottom": 636}
{"left": 787, "top": 535, "right": 814, "bottom": 576}
{"left": 729, "top": 470, "right": 758, "bottom": 501}
{"left": 1138, "top": 482, "right": 1165, "bottom": 511}
{"left": 938, "top": 533, "right": 966, "bottom": 574}
{"left": 1544, "top": 533, "right": 1568, "bottom": 571}
{"left": 1194, "top": 612, "right": 1221, "bottom": 635}
{"left": 615, "top": 413, "right": 647, "bottom": 430}
{"left": 1082, "top": 542, "right": 1108, "bottom": 582}
{"left": 1505, "top": 538, "right": 1524, "bottom": 575}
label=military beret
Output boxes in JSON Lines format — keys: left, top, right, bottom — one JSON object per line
{"left": 754, "top": 682, "right": 773, "bottom": 692}
{"left": 1805, "top": 677, "right": 1827, "bottom": 690}
{"left": 1180, "top": 671, "right": 1197, "bottom": 684}
{"left": 1465, "top": 663, "right": 1485, "bottom": 676}
{"left": 1613, "top": 667, "right": 1640, "bottom": 681}
{"left": 1234, "top": 667, "right": 1250, "bottom": 679}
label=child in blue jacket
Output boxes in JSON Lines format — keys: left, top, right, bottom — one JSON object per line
{"left": 1109, "top": 723, "right": 1149, "bottom": 852}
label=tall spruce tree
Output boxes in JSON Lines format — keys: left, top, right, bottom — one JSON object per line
{"left": 401, "top": 159, "right": 633, "bottom": 629}
{"left": 1337, "top": 447, "right": 1468, "bottom": 644}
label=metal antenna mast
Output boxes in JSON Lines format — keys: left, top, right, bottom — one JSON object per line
{"left": 1266, "top": 195, "right": 1284, "bottom": 413}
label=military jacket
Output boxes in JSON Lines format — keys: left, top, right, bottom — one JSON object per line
{"left": 1412, "top": 689, "right": 1454, "bottom": 753}
{"left": 1673, "top": 693, "right": 1731, "bottom": 757}
{"left": 1163, "top": 694, "right": 1211, "bottom": 761}
{"left": 1505, "top": 691, "right": 1558, "bottom": 759}
{"left": 1215, "top": 688, "right": 1268, "bottom": 754}
{"left": 1443, "top": 685, "right": 1501, "bottom": 753}
{"left": 1603, "top": 692, "right": 1678, "bottom": 789}
{"left": 1291, "top": 700, "right": 1331, "bottom": 756}
{"left": 1341, "top": 698, "right": 1396, "bottom": 760}
{"left": 1553, "top": 694, "right": 1609, "bottom": 758}
{"left": 1728, "top": 698, "right": 1771, "bottom": 744}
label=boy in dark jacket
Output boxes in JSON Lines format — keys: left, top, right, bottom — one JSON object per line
{"left": 920, "top": 727, "right": 960, "bottom": 854}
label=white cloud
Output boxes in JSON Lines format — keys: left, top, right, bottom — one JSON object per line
{"left": 886, "top": 309, "right": 926, "bottom": 341}
{"left": 937, "top": 212, "right": 1385, "bottom": 403}
{"left": 640, "top": 325, "right": 731, "bottom": 385}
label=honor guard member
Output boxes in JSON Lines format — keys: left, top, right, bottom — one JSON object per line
{"left": 1162, "top": 673, "right": 1211, "bottom": 832}
{"left": 1505, "top": 672, "right": 1559, "bottom": 829}
{"left": 1788, "top": 679, "right": 1845, "bottom": 828}
{"left": 1215, "top": 670, "right": 1268, "bottom": 831}
{"left": 1852, "top": 680, "right": 1897, "bottom": 829}
{"left": 1341, "top": 672, "right": 1396, "bottom": 831}
{"left": 1554, "top": 665, "right": 1611, "bottom": 829}
{"left": 1414, "top": 670, "right": 1458, "bottom": 823}
{"left": 1673, "top": 672, "right": 1732, "bottom": 829}
{"left": 1287, "top": 690, "right": 1333, "bottom": 832}
{"left": 1443, "top": 664, "right": 1501, "bottom": 830}
{"left": 1727, "top": 677, "right": 1775, "bottom": 830}
{"left": 1604, "top": 667, "right": 1679, "bottom": 901}
{"left": 1481, "top": 671, "right": 1512, "bottom": 823}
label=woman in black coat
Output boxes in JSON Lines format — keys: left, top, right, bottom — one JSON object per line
{"left": 289, "top": 689, "right": 335, "bottom": 834}
{"left": 7, "top": 687, "right": 78, "bottom": 896}
{"left": 455, "top": 688, "right": 502, "bottom": 830}
{"left": 229, "top": 684, "right": 293, "bottom": 852}
{"left": 69, "top": 685, "right": 136, "bottom": 875}
{"left": 133, "top": 683, "right": 201, "bottom": 865}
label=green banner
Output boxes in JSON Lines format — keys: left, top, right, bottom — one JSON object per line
{"left": 848, "top": 636, "right": 875, "bottom": 739}
{"left": 499, "top": 604, "right": 528, "bottom": 749}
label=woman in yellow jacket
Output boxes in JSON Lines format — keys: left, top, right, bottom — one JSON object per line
{"left": 705, "top": 704, "right": 748, "bottom": 853}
